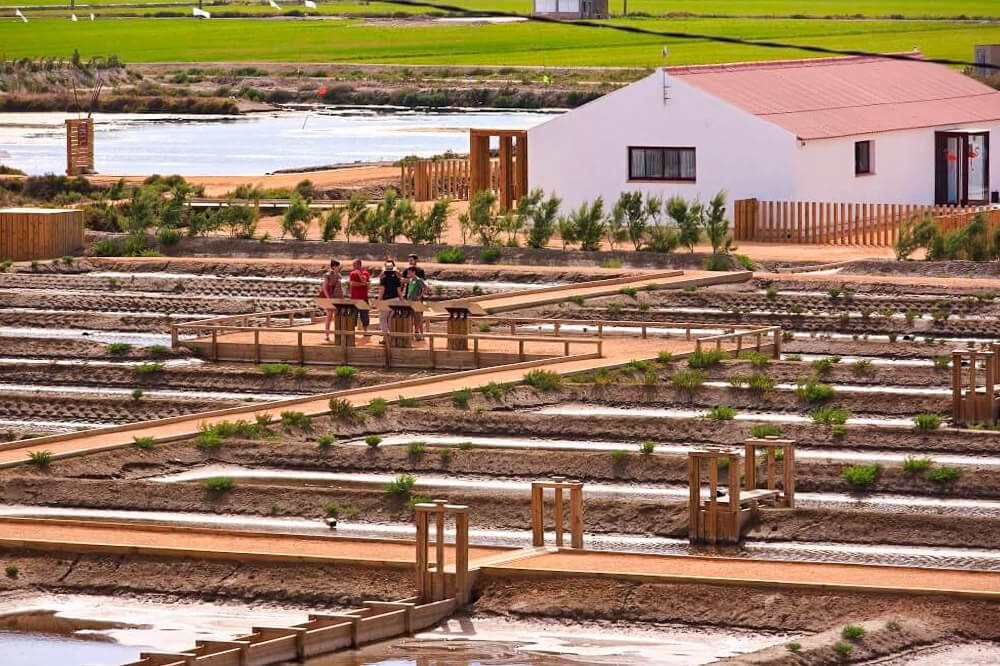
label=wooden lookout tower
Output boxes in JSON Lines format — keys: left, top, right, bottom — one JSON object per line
{"left": 469, "top": 129, "right": 527, "bottom": 210}
{"left": 65, "top": 118, "right": 95, "bottom": 176}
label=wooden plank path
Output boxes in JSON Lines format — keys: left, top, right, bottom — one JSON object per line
{"left": 0, "top": 270, "right": 748, "bottom": 468}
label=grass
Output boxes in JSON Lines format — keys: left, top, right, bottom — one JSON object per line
{"left": 657, "top": 351, "right": 673, "bottom": 363}
{"left": 457, "top": 441, "right": 473, "bottom": 451}
{"left": 334, "top": 365, "right": 357, "bottom": 379}
{"left": 134, "top": 362, "right": 165, "bottom": 374}
{"left": 738, "top": 351, "right": 770, "bottom": 367}
{"left": 397, "top": 395, "right": 421, "bottom": 408}
{"left": 132, "top": 436, "right": 155, "bottom": 450}
{"left": 842, "top": 463, "right": 881, "bottom": 489}
{"left": 322, "top": 502, "right": 340, "bottom": 517}
{"left": 26, "top": 450, "right": 52, "bottom": 466}
{"left": 746, "top": 372, "right": 776, "bottom": 392}
{"left": 258, "top": 363, "right": 292, "bottom": 376}
{"left": 841, "top": 625, "right": 866, "bottom": 640}
{"left": 610, "top": 449, "right": 630, "bottom": 463}
{"left": 640, "top": 440, "right": 656, "bottom": 455}
{"left": 202, "top": 477, "right": 235, "bottom": 491}
{"left": 479, "top": 381, "right": 504, "bottom": 399}
{"left": 706, "top": 405, "right": 736, "bottom": 420}
{"left": 5, "top": 564, "right": 17, "bottom": 578}
{"left": 524, "top": 369, "right": 564, "bottom": 391}
{"left": 671, "top": 369, "right": 706, "bottom": 391}
{"left": 407, "top": 441, "right": 426, "bottom": 456}
{"left": 365, "top": 434, "right": 382, "bottom": 447}
{"left": 925, "top": 466, "right": 960, "bottom": 482}
{"left": 914, "top": 413, "right": 942, "bottom": 430}
{"left": 687, "top": 349, "right": 727, "bottom": 368}
{"left": 902, "top": 455, "right": 933, "bottom": 474}
{"left": 329, "top": 397, "right": 361, "bottom": 422}
{"left": 386, "top": 473, "right": 417, "bottom": 496}
{"left": 436, "top": 247, "right": 466, "bottom": 264}
{"left": 751, "top": 423, "right": 782, "bottom": 438}
{"left": 810, "top": 406, "right": 850, "bottom": 425}
{"left": 317, "top": 434, "right": 335, "bottom": 448}
{"left": 438, "top": 447, "right": 454, "bottom": 463}
{"left": 833, "top": 642, "right": 853, "bottom": 655}
{"left": 106, "top": 342, "right": 132, "bottom": 355}
{"left": 280, "top": 410, "right": 311, "bottom": 429}
{"left": 786, "top": 641, "right": 801, "bottom": 652}
{"left": 131, "top": 388, "right": 144, "bottom": 401}
{"left": 795, "top": 377, "right": 835, "bottom": 402}
{"left": 451, "top": 388, "right": 472, "bottom": 408}
{"left": 367, "top": 397, "right": 389, "bottom": 417}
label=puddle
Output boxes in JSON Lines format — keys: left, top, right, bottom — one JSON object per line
{"left": 535, "top": 404, "right": 915, "bottom": 427}
{"left": 0, "top": 383, "right": 307, "bottom": 402}
{"left": 0, "top": 327, "right": 171, "bottom": 347}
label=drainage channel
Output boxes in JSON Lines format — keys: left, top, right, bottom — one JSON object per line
{"left": 152, "top": 465, "right": 1000, "bottom": 516}
{"left": 0, "top": 358, "right": 204, "bottom": 368}
{"left": 2, "top": 504, "right": 998, "bottom": 572}
{"left": 0, "top": 328, "right": 171, "bottom": 347}
{"left": 535, "top": 404, "right": 916, "bottom": 427}
{"left": 0, "top": 383, "right": 309, "bottom": 402}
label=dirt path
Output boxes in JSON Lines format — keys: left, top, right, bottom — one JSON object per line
{"left": 760, "top": 271, "right": 1000, "bottom": 289}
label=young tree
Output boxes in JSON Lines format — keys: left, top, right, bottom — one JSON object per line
{"left": 523, "top": 190, "right": 561, "bottom": 249}
{"left": 215, "top": 203, "right": 257, "bottom": 238}
{"left": 557, "top": 215, "right": 577, "bottom": 251}
{"left": 701, "top": 190, "right": 735, "bottom": 255}
{"left": 321, "top": 206, "right": 343, "bottom": 243}
{"left": 467, "top": 190, "right": 501, "bottom": 246}
{"left": 613, "top": 191, "right": 646, "bottom": 251}
{"left": 387, "top": 196, "right": 416, "bottom": 244}
{"left": 282, "top": 193, "right": 315, "bottom": 240}
{"left": 666, "top": 195, "right": 702, "bottom": 252}
{"left": 569, "top": 197, "right": 606, "bottom": 252}
{"left": 344, "top": 191, "right": 368, "bottom": 244}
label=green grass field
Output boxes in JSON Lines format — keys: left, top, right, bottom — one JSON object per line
{"left": 1, "top": 16, "right": 997, "bottom": 67}
{"left": 3, "top": 0, "right": 999, "bottom": 18}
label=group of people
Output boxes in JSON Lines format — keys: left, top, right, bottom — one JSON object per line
{"left": 319, "top": 254, "right": 427, "bottom": 343}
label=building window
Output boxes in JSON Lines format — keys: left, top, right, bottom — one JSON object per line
{"left": 855, "top": 140, "right": 873, "bottom": 175}
{"left": 628, "top": 147, "right": 696, "bottom": 181}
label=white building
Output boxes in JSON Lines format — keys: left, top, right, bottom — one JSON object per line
{"left": 528, "top": 54, "right": 1000, "bottom": 211}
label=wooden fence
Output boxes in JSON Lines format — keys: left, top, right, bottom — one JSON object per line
{"left": 0, "top": 207, "right": 84, "bottom": 261}
{"left": 400, "top": 157, "right": 502, "bottom": 201}
{"left": 733, "top": 198, "right": 1000, "bottom": 246}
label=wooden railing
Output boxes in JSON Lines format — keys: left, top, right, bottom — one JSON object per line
{"left": 734, "top": 198, "right": 1000, "bottom": 246}
{"left": 400, "top": 157, "right": 505, "bottom": 201}
{"left": 476, "top": 316, "right": 769, "bottom": 342}
{"left": 695, "top": 326, "right": 782, "bottom": 358}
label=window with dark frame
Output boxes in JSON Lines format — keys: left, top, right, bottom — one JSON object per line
{"left": 854, "top": 140, "right": 873, "bottom": 175}
{"left": 628, "top": 147, "right": 696, "bottom": 181}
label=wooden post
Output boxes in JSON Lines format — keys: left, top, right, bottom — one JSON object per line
{"left": 531, "top": 483, "right": 544, "bottom": 546}
{"left": 952, "top": 350, "right": 963, "bottom": 423}
{"left": 454, "top": 509, "right": 469, "bottom": 608}
{"left": 569, "top": 483, "right": 583, "bottom": 549}
{"left": 414, "top": 509, "right": 428, "bottom": 599}
{"left": 688, "top": 455, "right": 700, "bottom": 543}
{"left": 553, "top": 476, "right": 564, "bottom": 547}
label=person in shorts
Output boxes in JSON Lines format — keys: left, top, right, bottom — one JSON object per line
{"left": 401, "top": 253, "right": 427, "bottom": 340}
{"left": 321, "top": 259, "right": 344, "bottom": 343}
{"left": 377, "top": 260, "right": 402, "bottom": 344}
{"left": 348, "top": 258, "right": 371, "bottom": 336}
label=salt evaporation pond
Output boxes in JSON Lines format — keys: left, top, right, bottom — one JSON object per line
{"left": 0, "top": 107, "right": 559, "bottom": 176}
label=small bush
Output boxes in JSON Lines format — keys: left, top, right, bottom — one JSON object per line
{"left": 933, "top": 356, "right": 950, "bottom": 370}
{"left": 524, "top": 369, "right": 563, "bottom": 392}
{"left": 438, "top": 447, "right": 454, "bottom": 464}
{"left": 688, "top": 349, "right": 727, "bottom": 368}
{"left": 26, "top": 450, "right": 52, "bottom": 467}
{"left": 280, "top": 411, "right": 311, "bottom": 429}
{"left": 842, "top": 464, "right": 881, "bottom": 489}
{"left": 150, "top": 344, "right": 169, "bottom": 355}
{"left": 5, "top": 564, "right": 18, "bottom": 578}
{"left": 610, "top": 449, "right": 630, "bottom": 463}
{"left": 386, "top": 473, "right": 417, "bottom": 496}
{"left": 657, "top": 351, "right": 673, "bottom": 363}
{"left": 738, "top": 351, "right": 770, "bottom": 367}
{"left": 323, "top": 502, "right": 340, "bottom": 517}
{"left": 765, "top": 287, "right": 779, "bottom": 299}
{"left": 831, "top": 424, "right": 847, "bottom": 438}
{"left": 886, "top": 620, "right": 901, "bottom": 631}
{"left": 317, "top": 435, "right": 335, "bottom": 448}
{"left": 640, "top": 440, "right": 656, "bottom": 455}
{"left": 706, "top": 405, "right": 736, "bottom": 420}
{"left": 796, "top": 378, "right": 835, "bottom": 402}
{"left": 810, "top": 406, "right": 850, "bottom": 426}
{"left": 451, "top": 388, "right": 472, "bottom": 408}
{"left": 925, "top": 466, "right": 960, "bottom": 483}
{"left": 436, "top": 248, "right": 466, "bottom": 264}
{"left": 367, "top": 397, "right": 389, "bottom": 417}
{"left": 851, "top": 359, "right": 874, "bottom": 376}
{"left": 809, "top": 357, "right": 840, "bottom": 374}
{"left": 397, "top": 395, "right": 421, "bottom": 408}
{"left": 196, "top": 430, "right": 222, "bottom": 448}
{"left": 365, "top": 435, "right": 382, "bottom": 447}
{"left": 106, "top": 342, "right": 133, "bottom": 355}
{"left": 328, "top": 398, "right": 360, "bottom": 422}
{"left": 134, "top": 362, "right": 165, "bottom": 374}
{"left": 751, "top": 423, "right": 782, "bottom": 438}
{"left": 479, "top": 381, "right": 503, "bottom": 399}
{"left": 914, "top": 413, "right": 942, "bottom": 430}
{"left": 131, "top": 388, "right": 144, "bottom": 401}
{"left": 132, "top": 436, "right": 155, "bottom": 450}
{"left": 902, "top": 455, "right": 933, "bottom": 474}
{"left": 258, "top": 363, "right": 292, "bottom": 376}
{"left": 479, "top": 247, "right": 501, "bottom": 263}
{"left": 568, "top": 295, "right": 586, "bottom": 306}
{"left": 334, "top": 365, "right": 357, "bottom": 379}
{"left": 407, "top": 441, "right": 426, "bottom": 456}
{"left": 293, "top": 366, "right": 309, "bottom": 378}
{"left": 202, "top": 477, "right": 235, "bottom": 492}
{"left": 841, "top": 625, "right": 866, "bottom": 640}
{"left": 833, "top": 642, "right": 853, "bottom": 655}
{"left": 671, "top": 369, "right": 706, "bottom": 391}
{"left": 746, "top": 373, "right": 776, "bottom": 392}
{"left": 704, "top": 255, "right": 730, "bottom": 271}
{"left": 786, "top": 641, "right": 801, "bottom": 652}
{"left": 457, "top": 441, "right": 473, "bottom": 451}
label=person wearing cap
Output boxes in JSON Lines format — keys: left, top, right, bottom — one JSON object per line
{"left": 320, "top": 259, "right": 344, "bottom": 344}
{"left": 377, "top": 260, "right": 402, "bottom": 343}
{"left": 401, "top": 253, "right": 427, "bottom": 341}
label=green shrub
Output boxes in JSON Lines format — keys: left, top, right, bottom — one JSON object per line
{"left": 386, "top": 473, "right": 417, "bottom": 496}
{"left": 903, "top": 455, "right": 933, "bottom": 474}
{"left": 479, "top": 247, "right": 501, "bottom": 263}
{"left": 833, "top": 642, "right": 853, "bottom": 655}
{"left": 619, "top": 286, "right": 638, "bottom": 298}
{"left": 407, "top": 441, "right": 426, "bottom": 456}
{"left": 734, "top": 253, "right": 755, "bottom": 271}
{"left": 715, "top": 455, "right": 730, "bottom": 470}
{"left": 280, "top": 411, "right": 311, "bottom": 429}
{"left": 438, "top": 447, "right": 454, "bottom": 464}
{"left": 196, "top": 430, "right": 222, "bottom": 448}
{"left": 785, "top": 354, "right": 802, "bottom": 361}
{"left": 397, "top": 395, "right": 421, "bottom": 408}
{"left": 365, "top": 435, "right": 382, "bottom": 447}
{"left": 26, "top": 450, "right": 52, "bottom": 467}
{"left": 796, "top": 378, "right": 835, "bottom": 402}
{"left": 451, "top": 388, "right": 472, "bottom": 408}
{"left": 706, "top": 405, "right": 736, "bottom": 420}
{"left": 886, "top": 620, "right": 901, "bottom": 631}
{"left": 93, "top": 239, "right": 120, "bottom": 256}
{"left": 317, "top": 435, "right": 335, "bottom": 448}
{"left": 131, "top": 388, "right": 144, "bottom": 401}
{"left": 329, "top": 398, "right": 360, "bottom": 422}
{"left": 704, "top": 255, "right": 730, "bottom": 271}
{"left": 334, "top": 365, "right": 357, "bottom": 379}
{"left": 657, "top": 351, "right": 673, "bottom": 363}
{"left": 810, "top": 406, "right": 850, "bottom": 426}
{"left": 841, "top": 625, "right": 866, "bottom": 640}
{"left": 258, "top": 363, "right": 292, "bottom": 376}
{"left": 831, "top": 424, "right": 847, "bottom": 438}
{"left": 786, "top": 642, "right": 801, "bottom": 652}
{"left": 202, "top": 477, "right": 235, "bottom": 492}
{"left": 925, "top": 466, "right": 960, "bottom": 483}
{"left": 746, "top": 373, "right": 776, "bottom": 392}
{"left": 933, "top": 356, "right": 950, "bottom": 370}
{"left": 5, "top": 565, "right": 18, "bottom": 578}
{"left": 671, "top": 369, "right": 706, "bottom": 391}
{"left": 751, "top": 424, "right": 782, "bottom": 438}
{"left": 842, "top": 464, "right": 881, "bottom": 489}
{"left": 810, "top": 357, "right": 840, "bottom": 374}
{"left": 738, "top": 351, "right": 770, "bottom": 367}
{"left": 436, "top": 248, "right": 466, "bottom": 264}
{"left": 479, "top": 381, "right": 504, "bottom": 399}
{"left": 688, "top": 349, "right": 727, "bottom": 368}
{"left": 610, "top": 449, "right": 630, "bottom": 463}
{"left": 323, "top": 502, "right": 340, "bottom": 517}
{"left": 914, "top": 413, "right": 942, "bottom": 430}
{"left": 132, "top": 436, "right": 155, "bottom": 450}
{"left": 524, "top": 369, "right": 564, "bottom": 392}
{"left": 149, "top": 344, "right": 169, "bottom": 355}
{"left": 851, "top": 359, "right": 874, "bottom": 376}
{"left": 367, "top": 397, "right": 388, "bottom": 417}
{"left": 134, "top": 362, "right": 164, "bottom": 374}
{"left": 457, "top": 441, "right": 473, "bottom": 451}
{"left": 568, "top": 295, "right": 586, "bottom": 306}
{"left": 765, "top": 287, "right": 779, "bottom": 299}
{"left": 106, "top": 342, "right": 132, "bottom": 355}
{"left": 293, "top": 366, "right": 308, "bottom": 378}
{"left": 640, "top": 440, "right": 656, "bottom": 455}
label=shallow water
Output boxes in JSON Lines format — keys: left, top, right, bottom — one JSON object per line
{"left": 535, "top": 404, "right": 916, "bottom": 427}
{"left": 0, "top": 382, "right": 306, "bottom": 402}
{"left": 0, "top": 327, "right": 170, "bottom": 346}
{"left": 0, "top": 630, "right": 140, "bottom": 666}
{"left": 0, "top": 107, "right": 557, "bottom": 176}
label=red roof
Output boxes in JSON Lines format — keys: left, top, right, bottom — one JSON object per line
{"left": 667, "top": 54, "right": 1000, "bottom": 140}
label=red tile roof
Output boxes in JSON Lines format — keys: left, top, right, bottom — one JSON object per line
{"left": 667, "top": 54, "right": 1000, "bottom": 140}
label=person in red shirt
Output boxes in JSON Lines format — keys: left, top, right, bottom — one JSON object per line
{"left": 348, "top": 258, "right": 371, "bottom": 336}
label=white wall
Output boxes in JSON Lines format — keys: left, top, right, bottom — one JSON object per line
{"left": 795, "top": 123, "right": 1000, "bottom": 204}
{"left": 527, "top": 71, "right": 800, "bottom": 213}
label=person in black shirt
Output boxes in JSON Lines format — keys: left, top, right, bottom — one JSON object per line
{"left": 378, "top": 260, "right": 402, "bottom": 342}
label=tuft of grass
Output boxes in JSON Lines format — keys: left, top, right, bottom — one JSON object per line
{"left": 765, "top": 286, "right": 779, "bottom": 299}
{"left": 746, "top": 372, "right": 776, "bottom": 392}
{"left": 810, "top": 406, "right": 850, "bottom": 426}
{"left": 639, "top": 440, "right": 656, "bottom": 455}
{"left": 106, "top": 342, "right": 133, "bottom": 355}
{"left": 323, "top": 502, "right": 340, "bottom": 517}
{"left": 687, "top": 349, "right": 727, "bottom": 369}
{"left": 738, "top": 351, "right": 770, "bottom": 367}
{"left": 329, "top": 398, "right": 361, "bottom": 422}
{"left": 258, "top": 363, "right": 292, "bottom": 376}
{"left": 568, "top": 295, "right": 586, "bottom": 306}
{"left": 5, "top": 564, "right": 18, "bottom": 578}
{"left": 833, "top": 642, "right": 853, "bottom": 655}
{"left": 841, "top": 625, "right": 866, "bottom": 640}
{"left": 438, "top": 447, "right": 454, "bottom": 464}
{"left": 902, "top": 455, "right": 933, "bottom": 474}
{"left": 914, "top": 413, "right": 942, "bottom": 430}
{"left": 386, "top": 473, "right": 417, "bottom": 496}
{"left": 886, "top": 620, "right": 901, "bottom": 631}
{"left": 831, "top": 424, "right": 847, "bottom": 438}
{"left": 671, "top": 369, "right": 706, "bottom": 391}
{"left": 149, "top": 344, "right": 170, "bottom": 355}
{"left": 524, "top": 369, "right": 563, "bottom": 392}
{"left": 795, "top": 377, "right": 835, "bottom": 402}
{"left": 196, "top": 430, "right": 223, "bottom": 448}
{"left": 397, "top": 395, "right": 421, "bottom": 408}
{"left": 786, "top": 642, "right": 801, "bottom": 652}
{"left": 851, "top": 359, "right": 874, "bottom": 376}
{"left": 26, "top": 450, "right": 52, "bottom": 467}
{"left": 132, "top": 436, "right": 155, "bottom": 450}
{"left": 202, "top": 477, "right": 235, "bottom": 492}
{"left": 334, "top": 365, "right": 357, "bottom": 379}
{"left": 407, "top": 441, "right": 426, "bottom": 456}
{"left": 317, "top": 434, "right": 335, "bottom": 448}
{"left": 751, "top": 424, "right": 782, "bottom": 439}
{"left": 134, "top": 362, "right": 165, "bottom": 374}
{"left": 365, "top": 435, "right": 382, "bottom": 448}
{"left": 657, "top": 351, "right": 673, "bottom": 363}
{"left": 451, "top": 388, "right": 472, "bottom": 408}
{"left": 809, "top": 356, "right": 841, "bottom": 374}
{"left": 610, "top": 449, "right": 630, "bottom": 463}
{"left": 933, "top": 355, "right": 950, "bottom": 370}
{"left": 706, "top": 405, "right": 736, "bottom": 420}
{"left": 842, "top": 464, "right": 881, "bottom": 489}
{"left": 367, "top": 397, "right": 389, "bottom": 417}
{"left": 280, "top": 411, "right": 312, "bottom": 429}
{"left": 131, "top": 388, "right": 144, "bottom": 401}
{"left": 457, "top": 441, "right": 473, "bottom": 451}
{"left": 924, "top": 466, "right": 960, "bottom": 483}
{"left": 715, "top": 455, "right": 731, "bottom": 470}
{"left": 408, "top": 494, "right": 433, "bottom": 508}
{"left": 479, "top": 381, "right": 504, "bottom": 399}
{"left": 619, "top": 286, "right": 638, "bottom": 298}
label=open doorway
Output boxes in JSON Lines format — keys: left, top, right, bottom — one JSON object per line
{"left": 935, "top": 130, "right": 990, "bottom": 205}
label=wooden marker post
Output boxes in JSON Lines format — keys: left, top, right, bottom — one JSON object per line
{"left": 375, "top": 300, "right": 427, "bottom": 349}
{"left": 530, "top": 477, "right": 584, "bottom": 549}
{"left": 413, "top": 499, "right": 471, "bottom": 608}
{"left": 316, "top": 298, "right": 369, "bottom": 346}
{"left": 687, "top": 448, "right": 743, "bottom": 545}
{"left": 65, "top": 118, "right": 94, "bottom": 176}
{"left": 443, "top": 302, "right": 486, "bottom": 351}
{"left": 743, "top": 437, "right": 796, "bottom": 509}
